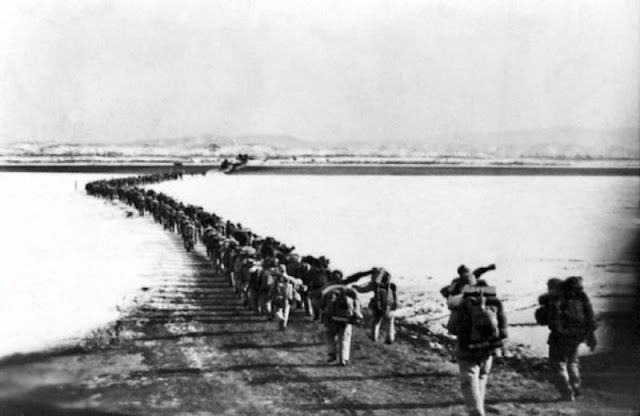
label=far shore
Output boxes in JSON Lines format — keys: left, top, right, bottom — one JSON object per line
{"left": 1, "top": 162, "right": 639, "bottom": 176}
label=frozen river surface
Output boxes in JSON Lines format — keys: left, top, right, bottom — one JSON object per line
{"left": 0, "top": 173, "right": 185, "bottom": 357}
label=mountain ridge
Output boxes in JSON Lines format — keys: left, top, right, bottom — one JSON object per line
{"left": 1, "top": 128, "right": 638, "bottom": 160}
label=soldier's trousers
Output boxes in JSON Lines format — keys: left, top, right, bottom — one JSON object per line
{"left": 325, "top": 322, "right": 352, "bottom": 364}
{"left": 459, "top": 355, "right": 493, "bottom": 416}
{"left": 371, "top": 308, "right": 395, "bottom": 343}
{"left": 549, "top": 334, "right": 582, "bottom": 396}
{"left": 272, "top": 301, "right": 292, "bottom": 328}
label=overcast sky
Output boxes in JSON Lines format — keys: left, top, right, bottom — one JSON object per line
{"left": 0, "top": 0, "right": 638, "bottom": 144}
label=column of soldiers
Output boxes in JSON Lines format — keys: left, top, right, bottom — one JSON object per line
{"left": 86, "top": 172, "right": 399, "bottom": 367}
{"left": 86, "top": 172, "right": 598, "bottom": 416}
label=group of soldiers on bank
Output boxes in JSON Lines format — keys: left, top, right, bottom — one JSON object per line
{"left": 440, "top": 266, "right": 596, "bottom": 415}
{"left": 86, "top": 172, "right": 598, "bottom": 416}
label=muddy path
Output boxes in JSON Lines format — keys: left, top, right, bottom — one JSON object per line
{"left": 0, "top": 230, "right": 636, "bottom": 416}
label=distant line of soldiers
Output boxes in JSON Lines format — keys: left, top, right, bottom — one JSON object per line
{"left": 85, "top": 172, "right": 399, "bottom": 368}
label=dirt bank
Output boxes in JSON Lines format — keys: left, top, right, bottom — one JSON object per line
{"left": 1, "top": 162, "right": 638, "bottom": 176}
{"left": 0, "top": 163, "right": 216, "bottom": 174}
{"left": 221, "top": 164, "right": 640, "bottom": 176}
{"left": 0, "top": 232, "right": 637, "bottom": 416}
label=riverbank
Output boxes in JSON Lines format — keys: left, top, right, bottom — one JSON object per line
{"left": 232, "top": 163, "right": 640, "bottom": 176}
{"left": 1, "top": 224, "right": 637, "bottom": 415}
{"left": 1, "top": 162, "right": 638, "bottom": 176}
{"left": 0, "top": 163, "right": 215, "bottom": 174}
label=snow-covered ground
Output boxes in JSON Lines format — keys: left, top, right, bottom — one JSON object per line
{"left": 1, "top": 140, "right": 638, "bottom": 167}
{"left": 0, "top": 173, "right": 186, "bottom": 358}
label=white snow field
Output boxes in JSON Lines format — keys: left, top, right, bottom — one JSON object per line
{"left": 0, "top": 173, "right": 187, "bottom": 358}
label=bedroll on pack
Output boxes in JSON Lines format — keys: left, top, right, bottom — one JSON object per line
{"left": 467, "top": 287, "right": 503, "bottom": 350}
{"left": 462, "top": 285, "right": 497, "bottom": 297}
{"left": 248, "top": 266, "right": 262, "bottom": 290}
{"left": 373, "top": 268, "right": 391, "bottom": 285}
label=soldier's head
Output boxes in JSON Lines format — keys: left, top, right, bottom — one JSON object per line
{"left": 287, "top": 253, "right": 300, "bottom": 264}
{"left": 318, "top": 256, "right": 329, "bottom": 268}
{"left": 457, "top": 265, "right": 476, "bottom": 285}
{"left": 330, "top": 270, "right": 344, "bottom": 282}
{"left": 546, "top": 278, "right": 563, "bottom": 294}
{"left": 564, "top": 276, "right": 584, "bottom": 294}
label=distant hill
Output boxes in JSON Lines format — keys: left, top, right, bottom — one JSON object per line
{"left": 135, "top": 134, "right": 308, "bottom": 150}
{"left": 417, "top": 127, "right": 640, "bottom": 159}
{"left": 0, "top": 128, "right": 637, "bottom": 162}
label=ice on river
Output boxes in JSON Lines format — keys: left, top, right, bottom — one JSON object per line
{"left": 0, "top": 173, "right": 184, "bottom": 358}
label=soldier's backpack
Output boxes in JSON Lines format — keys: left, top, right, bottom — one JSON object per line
{"left": 548, "top": 295, "right": 588, "bottom": 336}
{"left": 272, "top": 276, "right": 293, "bottom": 306}
{"left": 259, "top": 268, "right": 275, "bottom": 293}
{"left": 534, "top": 294, "right": 551, "bottom": 326}
{"left": 534, "top": 305, "right": 549, "bottom": 326}
{"left": 183, "top": 224, "right": 195, "bottom": 237}
{"left": 329, "top": 291, "right": 356, "bottom": 323}
{"left": 464, "top": 286, "right": 503, "bottom": 350}
{"left": 248, "top": 266, "right": 262, "bottom": 291}
{"left": 372, "top": 279, "right": 397, "bottom": 314}
{"left": 308, "top": 267, "right": 328, "bottom": 291}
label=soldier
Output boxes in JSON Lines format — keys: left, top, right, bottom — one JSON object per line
{"left": 257, "top": 258, "right": 278, "bottom": 317}
{"left": 307, "top": 256, "right": 330, "bottom": 322}
{"left": 320, "top": 285, "right": 363, "bottom": 366}
{"left": 182, "top": 221, "right": 196, "bottom": 252}
{"left": 349, "top": 268, "right": 398, "bottom": 344}
{"left": 453, "top": 283, "right": 507, "bottom": 416}
{"left": 270, "top": 265, "right": 304, "bottom": 330}
{"left": 537, "top": 277, "right": 597, "bottom": 401}
{"left": 441, "top": 264, "right": 496, "bottom": 335}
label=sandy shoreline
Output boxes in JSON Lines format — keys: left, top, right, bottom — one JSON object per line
{"left": 0, "top": 163, "right": 639, "bottom": 176}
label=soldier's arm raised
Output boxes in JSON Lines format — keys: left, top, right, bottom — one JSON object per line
{"left": 353, "top": 281, "right": 375, "bottom": 293}
{"left": 343, "top": 269, "right": 374, "bottom": 285}
{"left": 473, "top": 264, "right": 496, "bottom": 278}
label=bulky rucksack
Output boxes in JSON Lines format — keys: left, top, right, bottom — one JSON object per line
{"left": 248, "top": 266, "right": 262, "bottom": 290}
{"left": 308, "top": 267, "right": 328, "bottom": 291}
{"left": 466, "top": 287, "right": 503, "bottom": 350}
{"left": 534, "top": 305, "right": 549, "bottom": 326}
{"left": 260, "top": 268, "right": 275, "bottom": 293}
{"left": 272, "top": 276, "right": 292, "bottom": 306}
{"left": 329, "top": 292, "right": 356, "bottom": 323}
{"left": 548, "top": 295, "right": 588, "bottom": 336}
{"left": 373, "top": 281, "right": 397, "bottom": 313}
